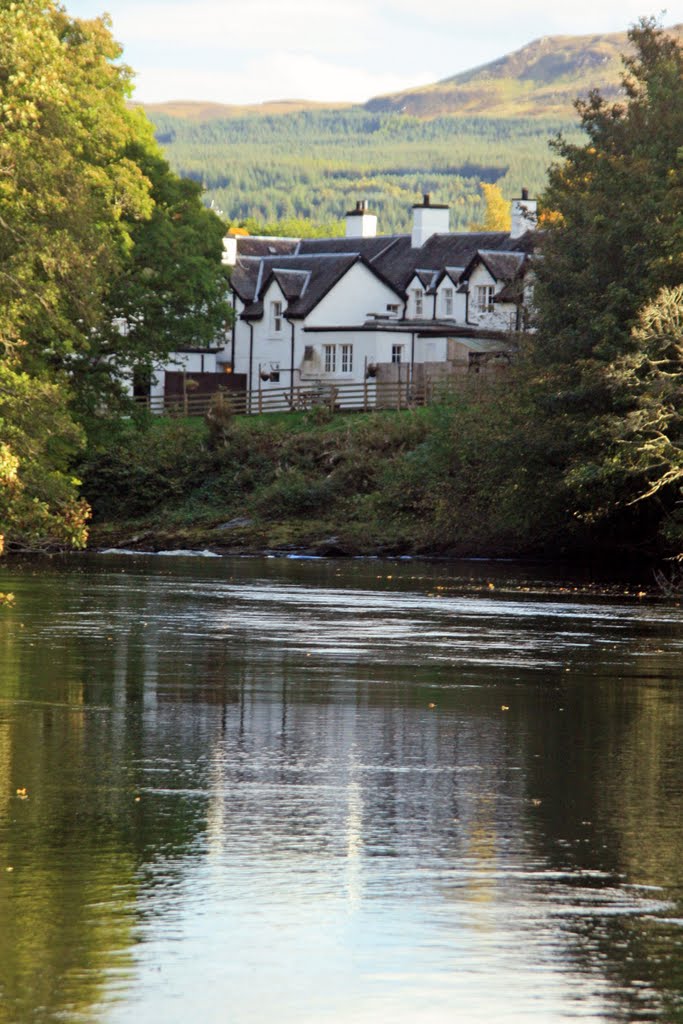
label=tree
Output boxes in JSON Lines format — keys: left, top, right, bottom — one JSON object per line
{"left": 525, "top": 20, "right": 683, "bottom": 555}
{"left": 469, "top": 182, "right": 511, "bottom": 231}
{"left": 0, "top": 1, "right": 230, "bottom": 547}
{"left": 91, "top": 130, "right": 231, "bottom": 409}
{"left": 604, "top": 287, "right": 683, "bottom": 555}
{"left": 0, "top": 359, "right": 89, "bottom": 552}
{"left": 0, "top": 0, "right": 153, "bottom": 366}
{"left": 533, "top": 19, "right": 683, "bottom": 371}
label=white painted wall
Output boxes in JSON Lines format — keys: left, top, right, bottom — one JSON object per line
{"left": 467, "top": 264, "right": 515, "bottom": 331}
{"left": 305, "top": 262, "right": 402, "bottom": 327}
{"left": 405, "top": 276, "right": 428, "bottom": 319}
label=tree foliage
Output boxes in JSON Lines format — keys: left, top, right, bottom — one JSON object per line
{"left": 0, "top": 1, "right": 229, "bottom": 549}
{"left": 0, "top": 359, "right": 89, "bottom": 552}
{"left": 469, "top": 182, "right": 512, "bottom": 230}
{"left": 0, "top": 0, "right": 152, "bottom": 364}
{"left": 527, "top": 19, "right": 683, "bottom": 556}
{"left": 533, "top": 19, "right": 683, "bottom": 370}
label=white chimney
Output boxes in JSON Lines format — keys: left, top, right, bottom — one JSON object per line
{"left": 222, "top": 235, "right": 238, "bottom": 266}
{"left": 411, "top": 193, "right": 450, "bottom": 248}
{"left": 345, "top": 200, "right": 377, "bottom": 238}
{"left": 510, "top": 188, "right": 538, "bottom": 239}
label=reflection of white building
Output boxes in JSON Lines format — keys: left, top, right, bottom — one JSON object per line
{"left": 227, "top": 191, "right": 537, "bottom": 404}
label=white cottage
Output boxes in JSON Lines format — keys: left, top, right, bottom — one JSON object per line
{"left": 147, "top": 190, "right": 539, "bottom": 409}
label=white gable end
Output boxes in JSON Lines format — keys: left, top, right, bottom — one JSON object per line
{"left": 304, "top": 262, "right": 401, "bottom": 327}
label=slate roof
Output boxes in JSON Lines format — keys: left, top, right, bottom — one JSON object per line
{"left": 231, "top": 257, "right": 262, "bottom": 302}
{"left": 233, "top": 228, "right": 538, "bottom": 321}
{"left": 272, "top": 269, "right": 310, "bottom": 302}
{"left": 235, "top": 237, "right": 299, "bottom": 258}
{"left": 238, "top": 253, "right": 400, "bottom": 321}
{"left": 463, "top": 249, "right": 527, "bottom": 283}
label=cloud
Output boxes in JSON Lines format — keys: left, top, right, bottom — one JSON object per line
{"left": 134, "top": 51, "right": 435, "bottom": 105}
{"left": 105, "top": 0, "right": 389, "bottom": 58}
{"left": 67, "top": 0, "right": 674, "bottom": 104}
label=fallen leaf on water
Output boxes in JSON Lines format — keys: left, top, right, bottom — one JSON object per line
{"left": 501, "top": 705, "right": 510, "bottom": 711}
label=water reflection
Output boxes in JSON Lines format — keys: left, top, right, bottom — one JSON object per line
{"left": 0, "top": 555, "right": 681, "bottom": 1023}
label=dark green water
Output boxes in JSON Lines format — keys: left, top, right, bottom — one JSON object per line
{"left": 0, "top": 554, "right": 681, "bottom": 1023}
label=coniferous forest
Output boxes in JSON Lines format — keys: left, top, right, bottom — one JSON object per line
{"left": 148, "top": 110, "right": 579, "bottom": 232}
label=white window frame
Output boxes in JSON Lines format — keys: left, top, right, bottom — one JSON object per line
{"left": 271, "top": 300, "right": 283, "bottom": 333}
{"left": 391, "top": 344, "right": 404, "bottom": 365}
{"left": 413, "top": 288, "right": 423, "bottom": 317}
{"left": 443, "top": 287, "right": 453, "bottom": 317}
{"left": 475, "top": 285, "right": 494, "bottom": 313}
{"left": 324, "top": 344, "right": 337, "bottom": 373}
{"left": 341, "top": 344, "right": 353, "bottom": 374}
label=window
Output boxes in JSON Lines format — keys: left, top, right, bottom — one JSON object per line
{"left": 391, "top": 344, "right": 404, "bottom": 364}
{"left": 443, "top": 288, "right": 453, "bottom": 317}
{"left": 324, "top": 344, "right": 336, "bottom": 373}
{"left": 271, "top": 300, "right": 283, "bottom": 333}
{"left": 475, "top": 285, "right": 494, "bottom": 313}
{"left": 341, "top": 344, "right": 353, "bottom": 373}
{"left": 413, "top": 288, "right": 423, "bottom": 317}
{"left": 386, "top": 303, "right": 400, "bottom": 316}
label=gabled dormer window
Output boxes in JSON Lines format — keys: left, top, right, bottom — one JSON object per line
{"left": 413, "top": 288, "right": 424, "bottom": 317}
{"left": 271, "top": 300, "right": 283, "bottom": 333}
{"left": 443, "top": 288, "right": 453, "bottom": 316}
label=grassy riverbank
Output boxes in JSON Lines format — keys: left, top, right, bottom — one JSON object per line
{"left": 81, "top": 384, "right": 666, "bottom": 561}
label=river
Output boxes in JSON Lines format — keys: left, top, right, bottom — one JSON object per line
{"left": 0, "top": 554, "right": 681, "bottom": 1023}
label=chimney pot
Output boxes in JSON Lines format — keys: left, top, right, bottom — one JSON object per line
{"left": 521, "top": 187, "right": 529, "bottom": 201}
{"left": 423, "top": 193, "right": 430, "bottom": 206}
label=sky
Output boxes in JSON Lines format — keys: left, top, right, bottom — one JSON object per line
{"left": 64, "top": 0, "right": 681, "bottom": 105}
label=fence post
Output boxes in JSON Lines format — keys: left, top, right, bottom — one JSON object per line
{"left": 397, "top": 365, "right": 402, "bottom": 411}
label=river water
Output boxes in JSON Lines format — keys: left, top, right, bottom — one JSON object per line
{"left": 0, "top": 554, "right": 681, "bottom": 1023}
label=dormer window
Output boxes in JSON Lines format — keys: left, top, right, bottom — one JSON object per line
{"left": 443, "top": 288, "right": 453, "bottom": 317}
{"left": 413, "top": 288, "right": 424, "bottom": 317}
{"left": 475, "top": 285, "right": 494, "bottom": 313}
{"left": 271, "top": 300, "right": 283, "bottom": 333}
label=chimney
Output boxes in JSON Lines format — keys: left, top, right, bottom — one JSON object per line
{"left": 222, "top": 235, "right": 238, "bottom": 266}
{"left": 345, "top": 199, "right": 377, "bottom": 238}
{"left": 510, "top": 188, "right": 538, "bottom": 239}
{"left": 411, "top": 193, "right": 449, "bottom": 248}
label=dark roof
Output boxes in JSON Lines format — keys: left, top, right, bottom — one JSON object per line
{"left": 235, "top": 229, "right": 538, "bottom": 315}
{"left": 296, "top": 235, "right": 404, "bottom": 261}
{"left": 411, "top": 269, "right": 439, "bottom": 291}
{"left": 463, "top": 249, "right": 527, "bottom": 283}
{"left": 272, "top": 269, "right": 309, "bottom": 301}
{"left": 239, "top": 253, "right": 400, "bottom": 321}
{"left": 231, "top": 257, "right": 262, "bottom": 302}
{"left": 235, "top": 236, "right": 299, "bottom": 258}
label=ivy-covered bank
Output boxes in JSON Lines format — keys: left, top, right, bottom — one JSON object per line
{"left": 80, "top": 383, "right": 678, "bottom": 563}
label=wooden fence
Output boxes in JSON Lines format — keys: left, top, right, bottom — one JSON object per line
{"left": 132, "top": 377, "right": 447, "bottom": 419}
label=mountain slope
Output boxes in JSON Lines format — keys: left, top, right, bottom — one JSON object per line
{"left": 140, "top": 26, "right": 682, "bottom": 123}
{"left": 365, "top": 26, "right": 682, "bottom": 118}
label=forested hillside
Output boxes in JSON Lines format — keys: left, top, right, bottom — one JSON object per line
{"left": 142, "top": 24, "right": 681, "bottom": 232}
{"left": 148, "top": 110, "right": 576, "bottom": 232}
